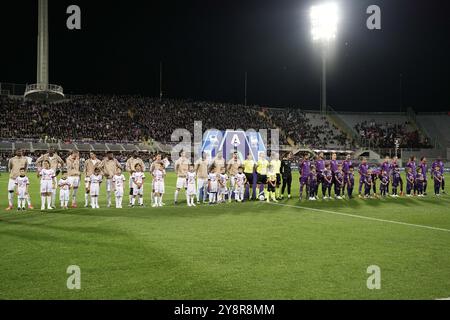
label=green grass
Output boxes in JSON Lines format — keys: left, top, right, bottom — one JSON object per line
{"left": 0, "top": 172, "right": 449, "bottom": 300}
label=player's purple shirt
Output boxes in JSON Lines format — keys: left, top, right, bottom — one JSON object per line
{"left": 406, "top": 172, "right": 415, "bottom": 185}
{"left": 309, "top": 172, "right": 318, "bottom": 186}
{"left": 420, "top": 162, "right": 428, "bottom": 178}
{"left": 334, "top": 171, "right": 344, "bottom": 185}
{"left": 315, "top": 159, "right": 325, "bottom": 172}
{"left": 381, "top": 173, "right": 389, "bottom": 185}
{"left": 406, "top": 161, "right": 416, "bottom": 176}
{"left": 301, "top": 160, "right": 311, "bottom": 178}
{"left": 359, "top": 163, "right": 369, "bottom": 176}
{"left": 323, "top": 169, "right": 333, "bottom": 184}
{"left": 416, "top": 173, "right": 424, "bottom": 186}
{"left": 381, "top": 161, "right": 391, "bottom": 174}
{"left": 392, "top": 169, "right": 401, "bottom": 185}
{"left": 432, "top": 160, "right": 444, "bottom": 174}
{"left": 433, "top": 170, "right": 442, "bottom": 182}
{"left": 342, "top": 160, "right": 352, "bottom": 174}
{"left": 330, "top": 160, "right": 338, "bottom": 173}
{"left": 348, "top": 172, "right": 355, "bottom": 186}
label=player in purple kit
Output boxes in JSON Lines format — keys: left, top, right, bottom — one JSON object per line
{"left": 419, "top": 157, "right": 428, "bottom": 195}
{"left": 380, "top": 170, "right": 389, "bottom": 197}
{"left": 381, "top": 156, "right": 391, "bottom": 176}
{"left": 364, "top": 169, "right": 374, "bottom": 198}
{"left": 342, "top": 155, "right": 352, "bottom": 198}
{"left": 308, "top": 167, "right": 318, "bottom": 201}
{"left": 330, "top": 153, "right": 339, "bottom": 182}
{"left": 358, "top": 158, "right": 369, "bottom": 198}
{"left": 371, "top": 167, "right": 380, "bottom": 197}
{"left": 391, "top": 157, "right": 404, "bottom": 196}
{"left": 322, "top": 163, "right": 333, "bottom": 200}
{"left": 334, "top": 164, "right": 344, "bottom": 200}
{"left": 415, "top": 168, "right": 425, "bottom": 197}
{"left": 315, "top": 153, "right": 326, "bottom": 197}
{"left": 406, "top": 156, "right": 417, "bottom": 195}
{"left": 299, "top": 154, "right": 311, "bottom": 200}
{"left": 347, "top": 166, "right": 355, "bottom": 199}
{"left": 406, "top": 167, "right": 415, "bottom": 197}
{"left": 433, "top": 166, "right": 443, "bottom": 196}
{"left": 391, "top": 167, "right": 401, "bottom": 197}
{"left": 432, "top": 157, "right": 445, "bottom": 194}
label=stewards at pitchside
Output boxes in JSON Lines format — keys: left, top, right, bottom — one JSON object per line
{"left": 3, "top": 149, "right": 447, "bottom": 212}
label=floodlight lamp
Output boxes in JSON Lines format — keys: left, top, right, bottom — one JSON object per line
{"left": 310, "top": 3, "right": 339, "bottom": 42}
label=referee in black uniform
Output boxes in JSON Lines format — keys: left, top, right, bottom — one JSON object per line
{"left": 280, "top": 153, "right": 293, "bottom": 199}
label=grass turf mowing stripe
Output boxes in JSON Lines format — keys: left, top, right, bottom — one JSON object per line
{"left": 267, "top": 202, "right": 450, "bottom": 233}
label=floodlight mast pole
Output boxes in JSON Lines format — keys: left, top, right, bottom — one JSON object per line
{"left": 321, "top": 45, "right": 327, "bottom": 114}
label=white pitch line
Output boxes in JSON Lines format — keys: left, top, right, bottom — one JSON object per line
{"left": 267, "top": 202, "right": 450, "bottom": 234}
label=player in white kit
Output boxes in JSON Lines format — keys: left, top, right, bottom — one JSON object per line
{"left": 234, "top": 167, "right": 247, "bottom": 202}
{"left": 89, "top": 168, "right": 103, "bottom": 209}
{"left": 152, "top": 163, "right": 166, "bottom": 208}
{"left": 218, "top": 167, "right": 230, "bottom": 203}
{"left": 207, "top": 165, "right": 218, "bottom": 204}
{"left": 112, "top": 167, "right": 126, "bottom": 208}
{"left": 39, "top": 160, "right": 56, "bottom": 211}
{"left": 58, "top": 171, "right": 72, "bottom": 209}
{"left": 186, "top": 165, "right": 197, "bottom": 207}
{"left": 131, "top": 164, "right": 145, "bottom": 207}
{"left": 15, "top": 168, "right": 30, "bottom": 211}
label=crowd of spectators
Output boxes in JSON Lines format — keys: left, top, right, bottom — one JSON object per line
{"left": 266, "top": 108, "right": 352, "bottom": 148}
{"left": 354, "top": 120, "right": 431, "bottom": 149}
{"left": 0, "top": 96, "right": 431, "bottom": 150}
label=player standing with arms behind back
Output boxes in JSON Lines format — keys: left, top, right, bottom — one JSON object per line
{"left": 195, "top": 152, "right": 209, "bottom": 204}
{"left": 36, "top": 148, "right": 65, "bottom": 209}
{"left": 125, "top": 152, "right": 145, "bottom": 207}
{"left": 112, "top": 168, "right": 126, "bottom": 208}
{"left": 83, "top": 152, "right": 101, "bottom": 207}
{"left": 66, "top": 150, "right": 81, "bottom": 208}
{"left": 14, "top": 168, "right": 30, "bottom": 211}
{"left": 100, "top": 151, "right": 122, "bottom": 208}
{"left": 174, "top": 151, "right": 190, "bottom": 205}
{"left": 39, "top": 160, "right": 55, "bottom": 211}
{"left": 6, "top": 149, "right": 32, "bottom": 211}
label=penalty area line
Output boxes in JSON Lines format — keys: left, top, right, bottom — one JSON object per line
{"left": 267, "top": 202, "right": 450, "bottom": 234}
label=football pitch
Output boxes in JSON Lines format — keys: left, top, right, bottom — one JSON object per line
{"left": 0, "top": 172, "right": 449, "bottom": 300}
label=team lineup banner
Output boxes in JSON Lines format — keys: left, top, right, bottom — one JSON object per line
{"left": 201, "top": 130, "right": 267, "bottom": 162}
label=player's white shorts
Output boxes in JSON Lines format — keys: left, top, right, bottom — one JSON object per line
{"left": 154, "top": 181, "right": 165, "bottom": 194}
{"left": 106, "top": 179, "right": 113, "bottom": 192}
{"left": 115, "top": 187, "right": 124, "bottom": 198}
{"left": 8, "top": 179, "right": 16, "bottom": 192}
{"left": 68, "top": 176, "right": 80, "bottom": 188}
{"left": 60, "top": 189, "right": 70, "bottom": 202}
{"left": 197, "top": 178, "right": 207, "bottom": 191}
{"left": 176, "top": 177, "right": 187, "bottom": 189}
{"left": 133, "top": 184, "right": 144, "bottom": 196}
{"left": 235, "top": 184, "right": 245, "bottom": 195}
{"left": 40, "top": 180, "right": 54, "bottom": 194}
{"left": 17, "top": 187, "right": 28, "bottom": 199}
{"left": 90, "top": 184, "right": 100, "bottom": 196}
{"left": 187, "top": 183, "right": 196, "bottom": 196}
{"left": 209, "top": 181, "right": 218, "bottom": 193}
{"left": 85, "top": 177, "right": 91, "bottom": 189}
{"left": 219, "top": 187, "right": 228, "bottom": 195}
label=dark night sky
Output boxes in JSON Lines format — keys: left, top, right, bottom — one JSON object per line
{"left": 1, "top": 0, "right": 450, "bottom": 112}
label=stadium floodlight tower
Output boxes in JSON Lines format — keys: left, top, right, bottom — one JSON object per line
{"left": 24, "top": 0, "right": 64, "bottom": 102}
{"left": 310, "top": 2, "right": 338, "bottom": 114}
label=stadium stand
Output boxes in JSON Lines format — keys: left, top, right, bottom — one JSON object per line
{"left": 0, "top": 96, "right": 439, "bottom": 151}
{"left": 335, "top": 113, "right": 430, "bottom": 149}
{"left": 416, "top": 114, "right": 450, "bottom": 148}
